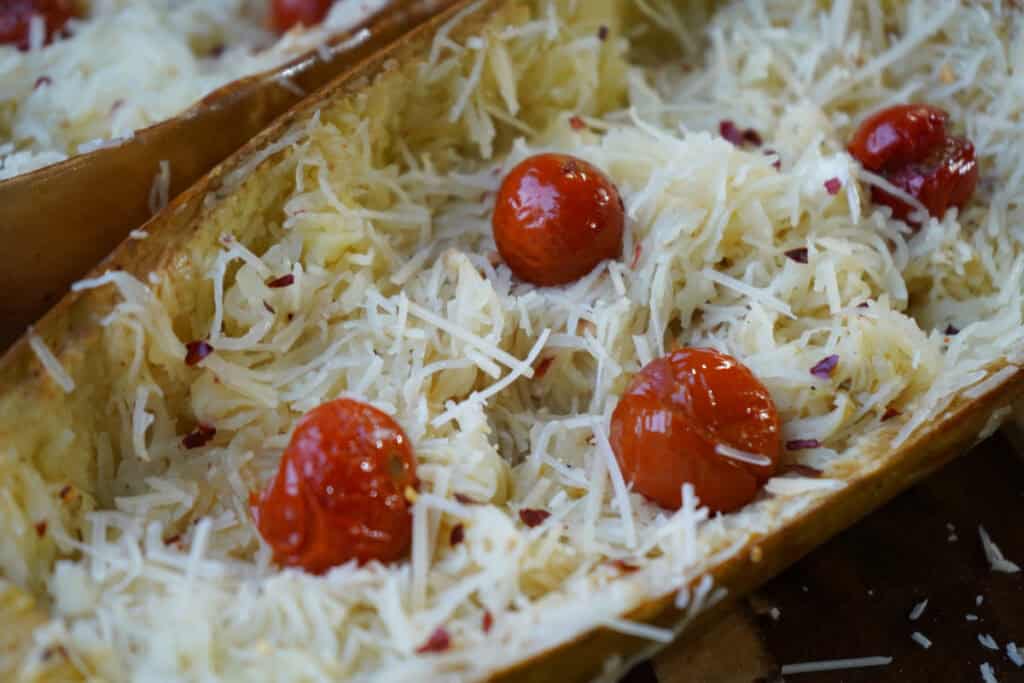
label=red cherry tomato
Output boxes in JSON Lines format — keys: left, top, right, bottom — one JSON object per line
{"left": 0, "top": 0, "right": 78, "bottom": 51}
{"left": 493, "top": 153, "right": 625, "bottom": 286}
{"left": 251, "top": 398, "right": 417, "bottom": 573}
{"left": 610, "top": 348, "right": 781, "bottom": 513}
{"left": 869, "top": 136, "right": 978, "bottom": 223}
{"left": 269, "top": 0, "right": 333, "bottom": 32}
{"left": 848, "top": 104, "right": 947, "bottom": 172}
{"left": 848, "top": 104, "right": 978, "bottom": 224}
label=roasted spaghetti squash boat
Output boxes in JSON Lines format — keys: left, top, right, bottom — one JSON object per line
{"left": 2, "top": 0, "right": 1023, "bottom": 681}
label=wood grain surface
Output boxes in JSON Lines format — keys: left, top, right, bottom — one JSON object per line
{"left": 623, "top": 432, "right": 1024, "bottom": 682}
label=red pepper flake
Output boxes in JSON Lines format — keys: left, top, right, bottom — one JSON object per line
{"left": 185, "top": 340, "right": 214, "bottom": 366}
{"left": 944, "top": 324, "right": 960, "bottom": 335}
{"left": 810, "top": 354, "right": 839, "bottom": 379}
{"left": 719, "top": 120, "right": 744, "bottom": 146}
{"left": 764, "top": 148, "right": 781, "bottom": 170}
{"left": 266, "top": 274, "right": 295, "bottom": 288}
{"left": 824, "top": 177, "right": 842, "bottom": 195}
{"left": 611, "top": 559, "right": 640, "bottom": 573}
{"left": 856, "top": 300, "right": 872, "bottom": 309}
{"left": 416, "top": 627, "right": 451, "bottom": 654}
{"left": 182, "top": 423, "right": 216, "bottom": 449}
{"left": 164, "top": 534, "right": 182, "bottom": 546}
{"left": 450, "top": 523, "right": 465, "bottom": 547}
{"left": 597, "top": 25, "right": 609, "bottom": 41}
{"left": 518, "top": 508, "right": 550, "bottom": 528}
{"left": 785, "top": 439, "right": 822, "bottom": 451}
{"left": 784, "top": 247, "right": 808, "bottom": 264}
{"left": 742, "top": 128, "right": 763, "bottom": 147}
{"left": 34, "top": 520, "right": 47, "bottom": 537}
{"left": 720, "top": 120, "right": 763, "bottom": 147}
{"left": 569, "top": 115, "right": 586, "bottom": 131}
{"left": 482, "top": 610, "right": 494, "bottom": 633}
{"left": 534, "top": 356, "right": 554, "bottom": 380}
{"left": 263, "top": 301, "right": 276, "bottom": 315}
{"left": 454, "top": 493, "right": 480, "bottom": 505}
{"left": 34, "top": 75, "right": 52, "bottom": 90}
{"left": 780, "top": 464, "right": 823, "bottom": 478}
{"left": 58, "top": 484, "right": 73, "bottom": 501}
{"left": 881, "top": 407, "right": 902, "bottom": 422}
{"left": 630, "top": 243, "right": 642, "bottom": 269}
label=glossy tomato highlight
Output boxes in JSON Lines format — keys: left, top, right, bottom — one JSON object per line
{"left": 493, "top": 153, "right": 624, "bottom": 286}
{"left": 610, "top": 348, "right": 781, "bottom": 513}
{"left": 251, "top": 398, "right": 417, "bottom": 573}
{"left": 848, "top": 104, "right": 978, "bottom": 224}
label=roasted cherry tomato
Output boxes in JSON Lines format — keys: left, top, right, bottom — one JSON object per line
{"left": 870, "top": 136, "right": 978, "bottom": 223}
{"left": 848, "top": 104, "right": 978, "bottom": 224}
{"left": 251, "top": 398, "right": 417, "bottom": 573}
{"left": 848, "top": 104, "right": 947, "bottom": 172}
{"left": 269, "top": 0, "right": 333, "bottom": 32}
{"left": 0, "top": 0, "right": 78, "bottom": 51}
{"left": 610, "top": 348, "right": 781, "bottom": 513}
{"left": 493, "top": 153, "right": 624, "bottom": 286}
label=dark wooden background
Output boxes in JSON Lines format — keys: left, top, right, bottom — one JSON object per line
{"left": 623, "top": 432, "right": 1024, "bottom": 682}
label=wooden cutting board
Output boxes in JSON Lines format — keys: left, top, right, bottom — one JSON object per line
{"left": 624, "top": 431, "right": 1024, "bottom": 682}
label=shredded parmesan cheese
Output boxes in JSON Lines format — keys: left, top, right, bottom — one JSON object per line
{"left": 979, "top": 526, "right": 1021, "bottom": 574}
{"left": 781, "top": 656, "right": 893, "bottom": 675}
{"left": 980, "top": 634, "right": 1000, "bottom": 651}
{"left": 26, "top": 328, "right": 74, "bottom": 393}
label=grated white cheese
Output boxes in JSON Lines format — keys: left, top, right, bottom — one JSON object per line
{"left": 714, "top": 443, "right": 773, "bottom": 466}
{"left": 981, "top": 662, "right": 999, "bottom": 683}
{"left": 26, "top": 327, "right": 74, "bottom": 393}
{"left": 911, "top": 631, "right": 932, "bottom": 649}
{"left": 600, "top": 617, "right": 675, "bottom": 643}
{"left": 781, "top": 656, "right": 893, "bottom": 675}
{"left": 980, "top": 634, "right": 1000, "bottom": 651}
{"left": 979, "top": 526, "right": 1021, "bottom": 574}
{"left": 1008, "top": 643, "right": 1023, "bottom": 668}
{"left": 909, "top": 599, "right": 928, "bottom": 621}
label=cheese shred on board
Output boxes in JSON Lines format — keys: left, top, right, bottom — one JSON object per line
{"left": 2, "top": 0, "right": 1024, "bottom": 681}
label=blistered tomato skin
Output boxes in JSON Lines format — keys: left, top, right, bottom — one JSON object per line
{"left": 269, "top": 0, "right": 333, "bottom": 32}
{"left": 493, "top": 153, "right": 625, "bottom": 286}
{"left": 0, "top": 0, "right": 78, "bottom": 51}
{"left": 609, "top": 348, "right": 781, "bottom": 513}
{"left": 251, "top": 398, "right": 417, "bottom": 573}
{"left": 872, "top": 136, "right": 979, "bottom": 222}
{"left": 848, "top": 105, "right": 947, "bottom": 171}
{"left": 849, "top": 104, "right": 978, "bottom": 223}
